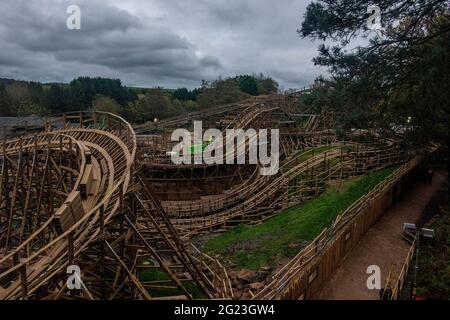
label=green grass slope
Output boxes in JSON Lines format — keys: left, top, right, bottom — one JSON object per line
{"left": 203, "top": 166, "right": 398, "bottom": 270}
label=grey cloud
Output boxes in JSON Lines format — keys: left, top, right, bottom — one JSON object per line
{"left": 200, "top": 56, "right": 222, "bottom": 69}
{"left": 0, "top": 0, "right": 323, "bottom": 89}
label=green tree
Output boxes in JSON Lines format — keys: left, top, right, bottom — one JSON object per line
{"left": 257, "top": 75, "right": 279, "bottom": 95}
{"left": 15, "top": 103, "right": 49, "bottom": 117}
{"left": 66, "top": 77, "right": 136, "bottom": 110}
{"left": 0, "top": 82, "right": 13, "bottom": 116}
{"left": 237, "top": 75, "right": 259, "bottom": 96}
{"left": 173, "top": 88, "right": 191, "bottom": 101}
{"left": 91, "top": 95, "right": 121, "bottom": 114}
{"left": 123, "top": 88, "right": 171, "bottom": 123}
{"left": 184, "top": 100, "right": 198, "bottom": 112}
{"left": 197, "top": 78, "right": 249, "bottom": 108}
{"left": 300, "top": 0, "right": 449, "bottom": 146}
{"left": 44, "top": 85, "right": 67, "bottom": 113}
{"left": 5, "top": 81, "right": 48, "bottom": 116}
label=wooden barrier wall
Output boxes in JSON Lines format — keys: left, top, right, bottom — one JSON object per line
{"left": 255, "top": 158, "right": 423, "bottom": 300}
{"left": 301, "top": 188, "right": 394, "bottom": 299}
{"left": 288, "top": 165, "right": 416, "bottom": 299}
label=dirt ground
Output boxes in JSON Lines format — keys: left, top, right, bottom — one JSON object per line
{"left": 317, "top": 170, "right": 447, "bottom": 300}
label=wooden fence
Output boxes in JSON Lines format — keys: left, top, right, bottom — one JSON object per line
{"left": 253, "top": 157, "right": 421, "bottom": 300}
{"left": 190, "top": 244, "right": 234, "bottom": 299}
{"left": 386, "top": 238, "right": 417, "bottom": 300}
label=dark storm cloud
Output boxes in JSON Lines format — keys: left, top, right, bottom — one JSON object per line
{"left": 0, "top": 0, "right": 323, "bottom": 88}
{"left": 200, "top": 56, "right": 221, "bottom": 69}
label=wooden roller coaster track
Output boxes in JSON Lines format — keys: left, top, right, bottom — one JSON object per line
{"left": 0, "top": 93, "right": 423, "bottom": 300}
{"left": 0, "top": 112, "right": 212, "bottom": 300}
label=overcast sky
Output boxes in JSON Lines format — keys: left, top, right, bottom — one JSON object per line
{"left": 0, "top": 0, "right": 326, "bottom": 89}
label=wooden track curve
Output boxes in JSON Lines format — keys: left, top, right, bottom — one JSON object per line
{"left": 0, "top": 112, "right": 136, "bottom": 299}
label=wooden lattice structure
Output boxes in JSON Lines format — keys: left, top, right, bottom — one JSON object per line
{"left": 0, "top": 93, "right": 423, "bottom": 300}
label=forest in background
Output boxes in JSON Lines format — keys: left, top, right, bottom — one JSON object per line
{"left": 0, "top": 74, "right": 278, "bottom": 124}
{"left": 1, "top": 0, "right": 447, "bottom": 149}
{"left": 299, "top": 0, "right": 449, "bottom": 147}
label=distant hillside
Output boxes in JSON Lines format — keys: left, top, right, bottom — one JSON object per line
{"left": 0, "top": 78, "right": 15, "bottom": 86}
{"left": 0, "top": 74, "right": 280, "bottom": 124}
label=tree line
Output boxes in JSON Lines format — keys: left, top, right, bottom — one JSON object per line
{"left": 0, "top": 74, "right": 278, "bottom": 124}
{"left": 299, "top": 0, "right": 449, "bottom": 147}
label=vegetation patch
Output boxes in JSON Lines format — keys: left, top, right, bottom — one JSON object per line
{"left": 139, "top": 268, "right": 206, "bottom": 299}
{"left": 400, "top": 183, "right": 449, "bottom": 300}
{"left": 203, "top": 166, "right": 398, "bottom": 271}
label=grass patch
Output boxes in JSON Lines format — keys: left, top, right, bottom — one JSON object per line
{"left": 203, "top": 166, "right": 398, "bottom": 271}
{"left": 139, "top": 268, "right": 207, "bottom": 299}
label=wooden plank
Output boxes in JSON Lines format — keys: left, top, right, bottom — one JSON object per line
{"left": 54, "top": 191, "right": 86, "bottom": 232}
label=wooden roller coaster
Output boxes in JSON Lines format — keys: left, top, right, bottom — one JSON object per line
{"left": 0, "top": 93, "right": 421, "bottom": 300}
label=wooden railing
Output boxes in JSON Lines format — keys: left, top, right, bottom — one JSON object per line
{"left": 172, "top": 142, "right": 410, "bottom": 234}
{"left": 190, "top": 244, "right": 234, "bottom": 300}
{"left": 386, "top": 238, "right": 417, "bottom": 300}
{"left": 253, "top": 157, "right": 421, "bottom": 300}
{"left": 0, "top": 112, "right": 136, "bottom": 299}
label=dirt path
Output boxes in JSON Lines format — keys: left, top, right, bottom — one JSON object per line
{"left": 317, "top": 170, "right": 447, "bottom": 300}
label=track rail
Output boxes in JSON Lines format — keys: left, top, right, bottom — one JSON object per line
{"left": 0, "top": 112, "right": 136, "bottom": 299}
{"left": 0, "top": 93, "right": 420, "bottom": 300}
{"left": 171, "top": 143, "right": 408, "bottom": 235}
